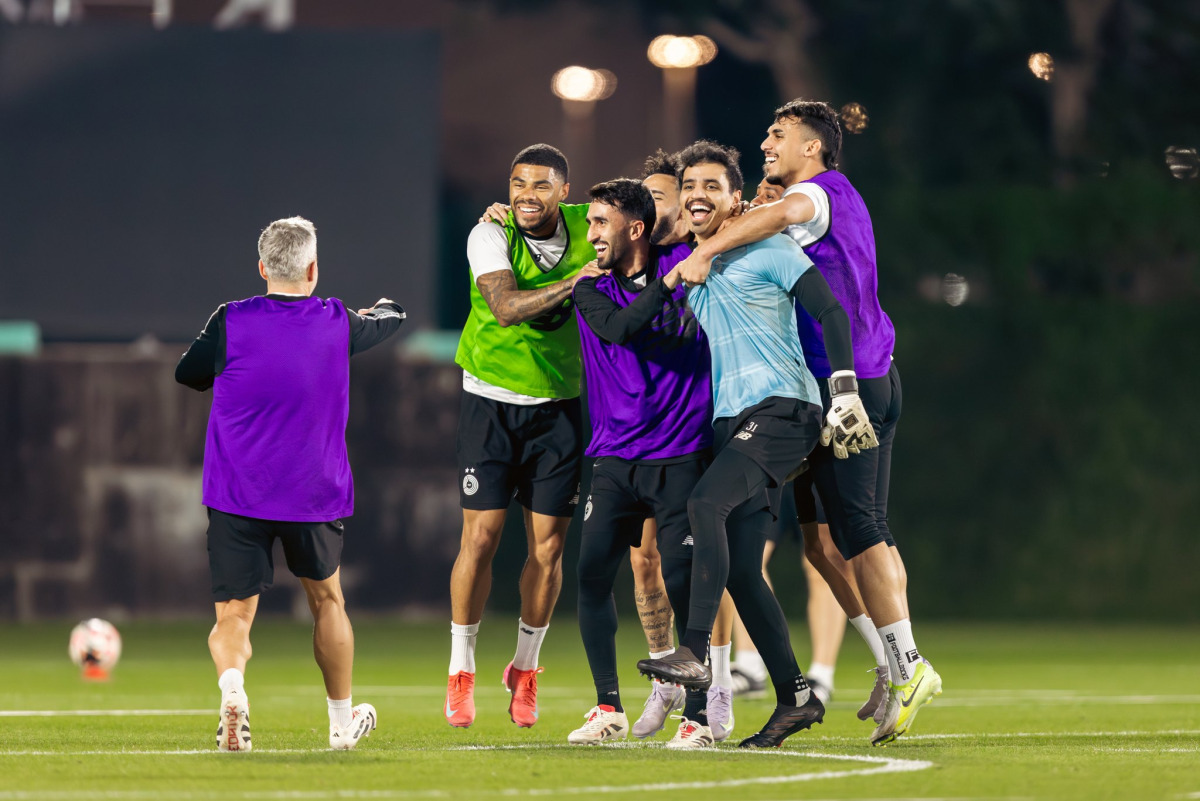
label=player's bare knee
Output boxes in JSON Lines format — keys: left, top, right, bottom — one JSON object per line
{"left": 459, "top": 524, "right": 502, "bottom": 562}
{"left": 529, "top": 537, "right": 564, "bottom": 570}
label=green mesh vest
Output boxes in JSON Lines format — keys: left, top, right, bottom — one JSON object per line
{"left": 455, "top": 203, "right": 594, "bottom": 398}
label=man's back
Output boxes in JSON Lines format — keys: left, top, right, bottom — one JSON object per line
{"left": 204, "top": 295, "right": 352, "bottom": 522}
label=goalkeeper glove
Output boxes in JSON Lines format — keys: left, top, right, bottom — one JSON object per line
{"left": 820, "top": 371, "right": 879, "bottom": 459}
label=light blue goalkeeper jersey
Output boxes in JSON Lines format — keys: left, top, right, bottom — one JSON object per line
{"left": 686, "top": 234, "right": 821, "bottom": 420}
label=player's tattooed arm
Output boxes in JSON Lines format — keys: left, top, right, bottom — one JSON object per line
{"left": 476, "top": 265, "right": 603, "bottom": 327}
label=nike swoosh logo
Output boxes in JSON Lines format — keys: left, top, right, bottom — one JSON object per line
{"left": 900, "top": 676, "right": 925, "bottom": 708}
{"left": 446, "top": 700, "right": 458, "bottom": 718}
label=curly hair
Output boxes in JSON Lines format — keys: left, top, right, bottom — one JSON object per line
{"left": 641, "top": 148, "right": 680, "bottom": 183}
{"left": 773, "top": 99, "right": 842, "bottom": 170}
{"left": 675, "top": 140, "right": 744, "bottom": 192}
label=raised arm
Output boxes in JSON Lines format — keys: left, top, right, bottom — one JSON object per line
{"left": 574, "top": 265, "right": 683, "bottom": 345}
{"left": 477, "top": 267, "right": 601, "bottom": 328}
{"left": 679, "top": 193, "right": 816, "bottom": 285}
{"left": 348, "top": 299, "right": 406, "bottom": 355}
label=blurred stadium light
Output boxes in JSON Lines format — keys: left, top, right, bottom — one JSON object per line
{"left": 213, "top": 0, "right": 292, "bottom": 31}
{"left": 551, "top": 66, "right": 617, "bottom": 191}
{"left": 1028, "top": 52, "right": 1054, "bottom": 81}
{"left": 46, "top": 0, "right": 171, "bottom": 27}
{"left": 1165, "top": 146, "right": 1199, "bottom": 180}
{"left": 646, "top": 34, "right": 718, "bottom": 151}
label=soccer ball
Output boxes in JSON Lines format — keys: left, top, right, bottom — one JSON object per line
{"left": 68, "top": 618, "right": 122, "bottom": 675}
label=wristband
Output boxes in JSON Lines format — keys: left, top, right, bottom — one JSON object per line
{"left": 828, "top": 370, "right": 858, "bottom": 397}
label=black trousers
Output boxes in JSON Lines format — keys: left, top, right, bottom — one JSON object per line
{"left": 576, "top": 455, "right": 708, "bottom": 701}
{"left": 685, "top": 397, "right": 822, "bottom": 685}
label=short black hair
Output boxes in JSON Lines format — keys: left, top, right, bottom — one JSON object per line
{"left": 511, "top": 143, "right": 569, "bottom": 182}
{"left": 676, "top": 140, "right": 744, "bottom": 193}
{"left": 773, "top": 99, "right": 842, "bottom": 170}
{"left": 641, "top": 148, "right": 679, "bottom": 183}
{"left": 588, "top": 178, "right": 656, "bottom": 232}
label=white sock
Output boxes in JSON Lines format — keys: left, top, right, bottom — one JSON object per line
{"left": 877, "top": 619, "right": 921, "bottom": 684}
{"left": 218, "top": 668, "right": 244, "bottom": 696}
{"left": 512, "top": 618, "right": 548, "bottom": 671}
{"left": 710, "top": 644, "right": 733, "bottom": 689}
{"left": 735, "top": 649, "right": 767, "bottom": 681}
{"left": 650, "top": 647, "right": 675, "bottom": 659}
{"left": 850, "top": 614, "right": 889, "bottom": 669}
{"left": 449, "top": 622, "right": 478, "bottom": 675}
{"left": 327, "top": 696, "right": 353, "bottom": 729}
{"left": 807, "top": 661, "right": 835, "bottom": 691}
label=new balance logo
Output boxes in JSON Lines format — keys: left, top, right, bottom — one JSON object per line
{"left": 735, "top": 430, "right": 753, "bottom": 440}
{"left": 520, "top": 627, "right": 535, "bottom": 636}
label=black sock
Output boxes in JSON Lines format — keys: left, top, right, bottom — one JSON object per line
{"left": 681, "top": 628, "right": 711, "bottom": 665}
{"left": 598, "top": 689, "right": 623, "bottom": 713}
{"left": 682, "top": 688, "right": 708, "bottom": 726}
{"left": 773, "top": 673, "right": 809, "bottom": 707}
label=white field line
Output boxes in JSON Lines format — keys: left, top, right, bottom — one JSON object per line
{"left": 815, "top": 728, "right": 1200, "bottom": 744}
{"left": 0, "top": 747, "right": 932, "bottom": 799}
{"left": 0, "top": 709, "right": 211, "bottom": 717}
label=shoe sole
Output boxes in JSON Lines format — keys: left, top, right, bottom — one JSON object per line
{"left": 218, "top": 702, "right": 250, "bottom": 753}
{"left": 636, "top": 667, "right": 711, "bottom": 691}
{"left": 872, "top": 675, "right": 943, "bottom": 746}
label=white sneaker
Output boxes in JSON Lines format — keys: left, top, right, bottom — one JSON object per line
{"left": 632, "top": 680, "right": 685, "bottom": 738}
{"left": 666, "top": 716, "right": 714, "bottom": 750}
{"left": 706, "top": 685, "right": 735, "bottom": 742}
{"left": 216, "top": 688, "right": 251, "bottom": 753}
{"left": 329, "top": 703, "right": 377, "bottom": 750}
{"left": 567, "top": 705, "right": 629, "bottom": 745}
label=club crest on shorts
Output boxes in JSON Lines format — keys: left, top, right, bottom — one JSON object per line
{"left": 462, "top": 468, "right": 479, "bottom": 496}
{"left": 584, "top": 496, "right": 593, "bottom": 520}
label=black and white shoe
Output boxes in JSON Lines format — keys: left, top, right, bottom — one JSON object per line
{"left": 216, "top": 688, "right": 251, "bottom": 753}
{"left": 737, "top": 694, "right": 825, "bottom": 749}
{"left": 636, "top": 647, "right": 712, "bottom": 690}
{"left": 729, "top": 666, "right": 767, "bottom": 699}
{"left": 329, "top": 703, "right": 377, "bottom": 750}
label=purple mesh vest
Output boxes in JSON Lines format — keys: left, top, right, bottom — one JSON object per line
{"left": 787, "top": 170, "right": 895, "bottom": 379}
{"left": 202, "top": 295, "right": 353, "bottom": 522}
{"left": 577, "top": 243, "right": 713, "bottom": 460}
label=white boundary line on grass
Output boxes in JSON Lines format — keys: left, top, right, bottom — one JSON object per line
{"left": 0, "top": 710, "right": 211, "bottom": 717}
{"left": 0, "top": 746, "right": 932, "bottom": 799}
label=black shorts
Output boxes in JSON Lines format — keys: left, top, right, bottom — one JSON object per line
{"left": 456, "top": 391, "right": 583, "bottom": 518}
{"left": 206, "top": 508, "right": 344, "bottom": 602}
{"left": 810, "top": 361, "right": 901, "bottom": 558}
{"left": 714, "top": 396, "right": 824, "bottom": 519}
{"left": 583, "top": 453, "right": 711, "bottom": 565}
{"left": 766, "top": 482, "right": 805, "bottom": 544}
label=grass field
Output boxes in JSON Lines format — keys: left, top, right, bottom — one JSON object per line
{"left": 1, "top": 618, "right": 1197, "bottom": 800}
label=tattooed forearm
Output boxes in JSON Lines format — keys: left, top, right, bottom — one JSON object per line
{"left": 635, "top": 587, "right": 674, "bottom": 652}
{"left": 476, "top": 270, "right": 574, "bottom": 327}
